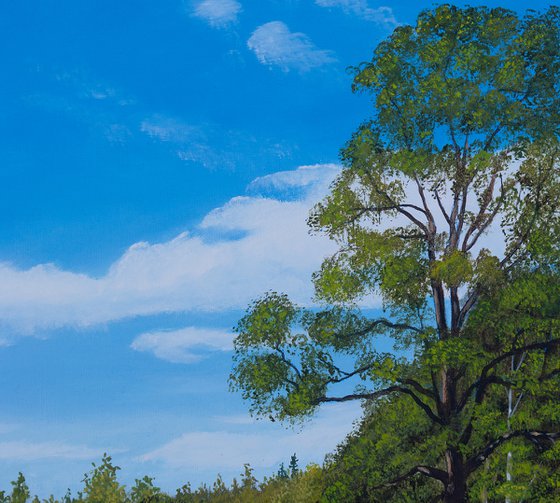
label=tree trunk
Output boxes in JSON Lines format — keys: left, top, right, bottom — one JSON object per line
{"left": 443, "top": 448, "right": 468, "bottom": 503}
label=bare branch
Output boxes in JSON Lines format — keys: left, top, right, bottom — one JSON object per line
{"left": 463, "top": 200, "right": 503, "bottom": 252}
{"left": 358, "top": 168, "right": 430, "bottom": 235}
{"left": 479, "top": 339, "right": 560, "bottom": 380}
{"left": 457, "top": 288, "right": 479, "bottom": 329}
{"left": 458, "top": 375, "right": 511, "bottom": 414}
{"left": 348, "top": 203, "right": 427, "bottom": 226}
{"left": 395, "top": 206, "right": 429, "bottom": 235}
{"left": 462, "top": 173, "right": 503, "bottom": 252}
{"left": 483, "top": 124, "right": 503, "bottom": 151}
{"left": 329, "top": 317, "right": 424, "bottom": 342}
{"left": 413, "top": 175, "right": 436, "bottom": 229}
{"left": 317, "top": 386, "right": 444, "bottom": 425}
{"left": 499, "top": 151, "right": 554, "bottom": 269}
{"left": 540, "top": 368, "right": 560, "bottom": 382}
{"left": 511, "top": 391, "right": 524, "bottom": 417}
{"left": 366, "top": 203, "right": 428, "bottom": 215}
{"left": 370, "top": 464, "right": 449, "bottom": 490}
{"left": 274, "top": 346, "right": 303, "bottom": 382}
{"left": 434, "top": 187, "right": 452, "bottom": 225}
{"left": 466, "top": 430, "right": 560, "bottom": 474}
{"left": 458, "top": 338, "right": 560, "bottom": 412}
{"left": 326, "top": 362, "right": 377, "bottom": 384}
{"left": 397, "top": 378, "right": 437, "bottom": 400}
{"left": 364, "top": 318, "right": 424, "bottom": 334}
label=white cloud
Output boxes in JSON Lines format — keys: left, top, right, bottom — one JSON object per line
{"left": 192, "top": 0, "right": 242, "bottom": 27}
{"left": 140, "top": 403, "right": 360, "bottom": 470}
{"left": 0, "top": 164, "right": 340, "bottom": 335}
{"left": 140, "top": 115, "right": 218, "bottom": 167}
{"left": 131, "top": 327, "right": 233, "bottom": 363}
{"left": 247, "top": 22, "right": 336, "bottom": 72}
{"left": 211, "top": 414, "right": 258, "bottom": 425}
{"left": 315, "top": 0, "right": 399, "bottom": 27}
{"left": 0, "top": 162, "right": 510, "bottom": 337}
{"left": 140, "top": 115, "right": 196, "bottom": 143}
{"left": 105, "top": 123, "right": 133, "bottom": 145}
{"left": 249, "top": 163, "right": 339, "bottom": 195}
{"left": 140, "top": 114, "right": 292, "bottom": 170}
{"left": 0, "top": 441, "right": 105, "bottom": 461}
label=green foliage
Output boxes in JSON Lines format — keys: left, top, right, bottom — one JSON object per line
{"left": 288, "top": 454, "right": 299, "bottom": 478}
{"left": 352, "top": 4, "right": 560, "bottom": 149}
{"left": 431, "top": 250, "right": 473, "bottom": 288}
{"left": 81, "top": 454, "right": 127, "bottom": 503}
{"left": 323, "top": 396, "right": 442, "bottom": 502}
{"left": 9, "top": 473, "right": 30, "bottom": 503}
{"left": 130, "top": 476, "right": 166, "bottom": 502}
{"left": 276, "top": 463, "right": 288, "bottom": 480}
{"left": 231, "top": 4, "right": 560, "bottom": 502}
{"left": 0, "top": 457, "right": 327, "bottom": 503}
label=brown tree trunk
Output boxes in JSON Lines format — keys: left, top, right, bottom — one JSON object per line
{"left": 443, "top": 448, "right": 468, "bottom": 503}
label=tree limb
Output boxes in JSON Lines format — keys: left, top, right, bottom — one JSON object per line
{"left": 466, "top": 430, "right": 560, "bottom": 474}
{"left": 457, "top": 288, "right": 478, "bottom": 329}
{"left": 273, "top": 346, "right": 303, "bottom": 382}
{"left": 458, "top": 338, "right": 560, "bottom": 412}
{"left": 462, "top": 173, "right": 504, "bottom": 252}
{"left": 370, "top": 464, "right": 449, "bottom": 490}
{"left": 397, "top": 378, "right": 437, "bottom": 400}
{"left": 317, "top": 386, "right": 444, "bottom": 425}
{"left": 433, "top": 186, "right": 452, "bottom": 225}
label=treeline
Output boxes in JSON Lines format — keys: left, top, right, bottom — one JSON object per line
{"left": 3, "top": 395, "right": 560, "bottom": 502}
{"left": 0, "top": 453, "right": 325, "bottom": 503}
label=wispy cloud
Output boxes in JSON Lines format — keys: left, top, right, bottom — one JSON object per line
{"left": 211, "top": 414, "right": 258, "bottom": 425}
{"left": 140, "top": 114, "right": 220, "bottom": 167}
{"left": 53, "top": 68, "right": 119, "bottom": 101}
{"left": 139, "top": 114, "right": 293, "bottom": 169}
{"left": 0, "top": 441, "right": 105, "bottom": 461}
{"left": 131, "top": 327, "right": 233, "bottom": 363}
{"left": 315, "top": 0, "right": 399, "bottom": 27}
{"left": 247, "top": 22, "right": 336, "bottom": 72}
{"left": 140, "top": 115, "right": 196, "bottom": 143}
{"left": 140, "top": 403, "right": 361, "bottom": 470}
{"left": 24, "top": 66, "right": 136, "bottom": 146}
{"left": 192, "top": 0, "right": 242, "bottom": 27}
{"left": 0, "top": 165, "right": 340, "bottom": 336}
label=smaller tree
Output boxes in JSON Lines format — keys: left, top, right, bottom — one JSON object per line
{"left": 10, "top": 473, "right": 30, "bottom": 503}
{"left": 289, "top": 454, "right": 299, "bottom": 479}
{"left": 277, "top": 463, "right": 289, "bottom": 480}
{"left": 81, "top": 454, "right": 126, "bottom": 503}
{"left": 130, "top": 475, "right": 164, "bottom": 502}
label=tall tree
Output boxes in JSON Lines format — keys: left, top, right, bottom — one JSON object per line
{"left": 230, "top": 5, "right": 560, "bottom": 502}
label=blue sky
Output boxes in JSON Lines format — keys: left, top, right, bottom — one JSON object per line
{"left": 0, "top": 0, "right": 552, "bottom": 497}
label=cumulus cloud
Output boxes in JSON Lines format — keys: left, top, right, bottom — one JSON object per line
{"left": 315, "top": 0, "right": 398, "bottom": 27}
{"left": 247, "top": 22, "right": 336, "bottom": 72}
{"left": 0, "top": 164, "right": 340, "bottom": 336}
{"left": 249, "top": 163, "right": 339, "bottom": 196}
{"left": 192, "top": 0, "right": 242, "bottom": 27}
{"left": 140, "top": 403, "right": 360, "bottom": 470}
{"left": 131, "top": 327, "right": 233, "bottom": 363}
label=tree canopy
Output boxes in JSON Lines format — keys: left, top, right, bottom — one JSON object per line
{"left": 230, "top": 5, "right": 560, "bottom": 502}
